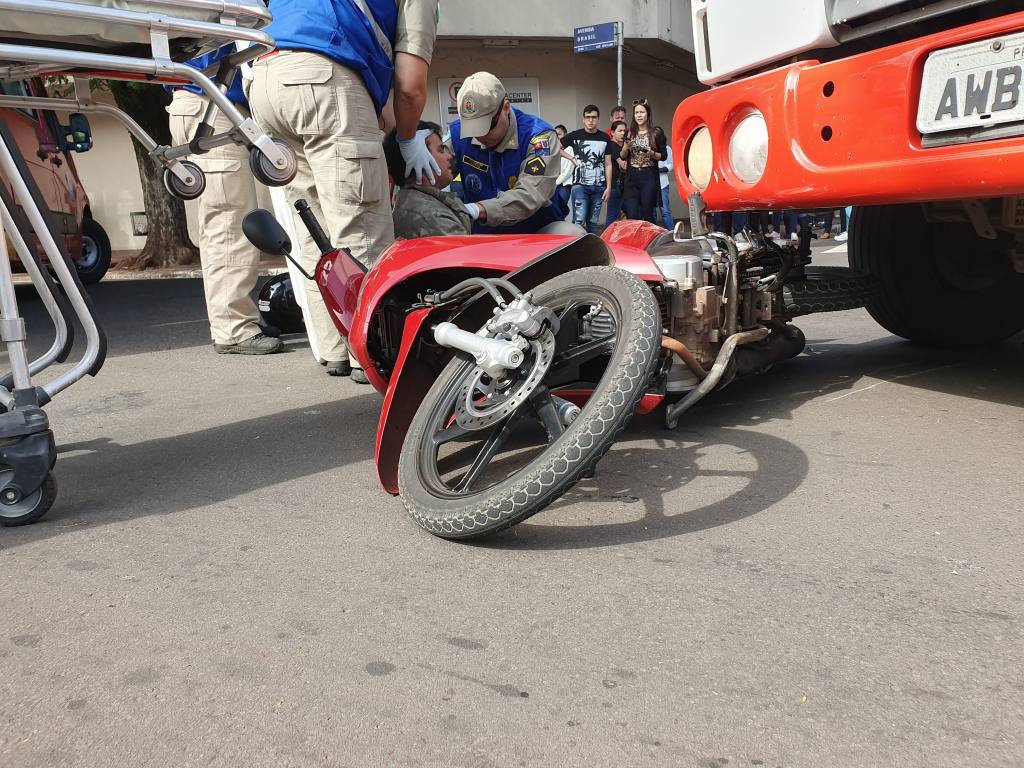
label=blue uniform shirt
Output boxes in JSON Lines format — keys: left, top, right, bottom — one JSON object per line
{"left": 265, "top": 0, "right": 398, "bottom": 115}
{"left": 174, "top": 45, "right": 247, "bottom": 105}
{"left": 451, "top": 108, "right": 568, "bottom": 235}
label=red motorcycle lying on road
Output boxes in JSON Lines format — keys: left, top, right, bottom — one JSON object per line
{"left": 244, "top": 204, "right": 875, "bottom": 540}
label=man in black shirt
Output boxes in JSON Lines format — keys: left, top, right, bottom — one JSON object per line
{"left": 560, "top": 104, "right": 613, "bottom": 234}
{"left": 603, "top": 119, "right": 628, "bottom": 230}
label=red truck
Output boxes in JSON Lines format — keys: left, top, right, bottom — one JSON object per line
{"left": 1, "top": 76, "right": 110, "bottom": 284}
{"left": 674, "top": 0, "right": 1023, "bottom": 345}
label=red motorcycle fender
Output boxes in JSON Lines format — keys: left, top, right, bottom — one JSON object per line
{"left": 375, "top": 306, "right": 448, "bottom": 494}
{"left": 374, "top": 234, "right": 617, "bottom": 496}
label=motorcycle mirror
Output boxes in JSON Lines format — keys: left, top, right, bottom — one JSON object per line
{"left": 243, "top": 209, "right": 291, "bottom": 256}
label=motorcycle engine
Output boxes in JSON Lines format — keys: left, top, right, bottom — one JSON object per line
{"left": 652, "top": 237, "right": 778, "bottom": 393}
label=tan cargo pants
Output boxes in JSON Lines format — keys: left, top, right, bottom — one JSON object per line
{"left": 166, "top": 90, "right": 262, "bottom": 346}
{"left": 248, "top": 51, "right": 394, "bottom": 364}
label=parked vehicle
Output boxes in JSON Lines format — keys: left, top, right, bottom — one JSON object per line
{"left": 676, "top": 0, "right": 1024, "bottom": 345}
{"left": 244, "top": 200, "right": 869, "bottom": 540}
{"left": 0, "top": 77, "right": 111, "bottom": 284}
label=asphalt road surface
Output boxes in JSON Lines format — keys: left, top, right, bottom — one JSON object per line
{"left": 1, "top": 249, "right": 1022, "bottom": 767}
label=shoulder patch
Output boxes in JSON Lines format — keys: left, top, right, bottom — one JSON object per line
{"left": 524, "top": 156, "right": 546, "bottom": 176}
{"left": 529, "top": 131, "right": 556, "bottom": 157}
{"left": 462, "top": 155, "right": 488, "bottom": 173}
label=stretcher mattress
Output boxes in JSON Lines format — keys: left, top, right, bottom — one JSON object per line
{"left": 0, "top": 0, "right": 269, "bottom": 55}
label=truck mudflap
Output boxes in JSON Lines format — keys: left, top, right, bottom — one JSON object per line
{"left": 672, "top": 10, "right": 1024, "bottom": 210}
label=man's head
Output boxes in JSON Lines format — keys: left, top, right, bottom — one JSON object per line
{"left": 582, "top": 104, "right": 600, "bottom": 133}
{"left": 384, "top": 121, "right": 454, "bottom": 189}
{"left": 554, "top": 124, "right": 567, "bottom": 139}
{"left": 610, "top": 120, "right": 627, "bottom": 143}
{"left": 611, "top": 105, "right": 626, "bottom": 123}
{"left": 457, "top": 72, "right": 510, "bottom": 147}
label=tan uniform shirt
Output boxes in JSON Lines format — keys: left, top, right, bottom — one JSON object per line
{"left": 465, "top": 111, "right": 561, "bottom": 227}
{"left": 396, "top": 0, "right": 439, "bottom": 63}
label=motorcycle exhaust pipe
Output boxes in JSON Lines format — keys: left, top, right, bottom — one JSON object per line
{"left": 664, "top": 326, "right": 770, "bottom": 429}
{"left": 433, "top": 322, "right": 524, "bottom": 378}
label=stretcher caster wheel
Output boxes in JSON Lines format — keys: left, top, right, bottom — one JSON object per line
{"left": 250, "top": 140, "right": 297, "bottom": 187}
{"left": 0, "top": 470, "right": 56, "bottom": 527}
{"left": 163, "top": 161, "right": 206, "bottom": 201}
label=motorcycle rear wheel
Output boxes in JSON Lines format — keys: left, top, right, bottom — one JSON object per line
{"left": 398, "top": 266, "right": 660, "bottom": 540}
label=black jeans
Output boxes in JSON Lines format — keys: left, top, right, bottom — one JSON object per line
{"left": 624, "top": 167, "right": 660, "bottom": 224}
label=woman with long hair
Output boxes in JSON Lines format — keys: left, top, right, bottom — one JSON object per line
{"left": 620, "top": 99, "right": 667, "bottom": 224}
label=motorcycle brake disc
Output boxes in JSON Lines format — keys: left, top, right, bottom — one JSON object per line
{"left": 454, "top": 329, "right": 556, "bottom": 431}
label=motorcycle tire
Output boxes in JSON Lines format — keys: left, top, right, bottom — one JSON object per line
{"left": 398, "top": 266, "right": 660, "bottom": 540}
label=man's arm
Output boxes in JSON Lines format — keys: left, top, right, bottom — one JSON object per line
{"left": 603, "top": 152, "right": 613, "bottom": 202}
{"left": 477, "top": 129, "right": 560, "bottom": 227}
{"left": 394, "top": 0, "right": 438, "bottom": 140}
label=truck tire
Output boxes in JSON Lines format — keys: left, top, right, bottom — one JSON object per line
{"left": 77, "top": 218, "right": 112, "bottom": 284}
{"left": 783, "top": 266, "right": 879, "bottom": 317}
{"left": 849, "top": 204, "right": 1024, "bottom": 345}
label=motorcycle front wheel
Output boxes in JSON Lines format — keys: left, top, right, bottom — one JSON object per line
{"left": 398, "top": 266, "right": 660, "bottom": 540}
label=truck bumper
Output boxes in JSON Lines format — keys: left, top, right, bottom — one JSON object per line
{"left": 672, "top": 11, "right": 1024, "bottom": 210}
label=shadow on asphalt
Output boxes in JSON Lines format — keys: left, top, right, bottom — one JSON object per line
{"left": 489, "top": 330, "right": 1023, "bottom": 550}
{"left": 14, "top": 279, "right": 243, "bottom": 359}
{"left": 0, "top": 394, "right": 379, "bottom": 551}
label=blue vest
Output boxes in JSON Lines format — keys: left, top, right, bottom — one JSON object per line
{"left": 265, "top": 0, "right": 398, "bottom": 115}
{"left": 172, "top": 45, "right": 247, "bottom": 105}
{"left": 450, "top": 108, "right": 568, "bottom": 234}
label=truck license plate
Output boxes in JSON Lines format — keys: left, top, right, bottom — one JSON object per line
{"left": 917, "top": 31, "right": 1024, "bottom": 136}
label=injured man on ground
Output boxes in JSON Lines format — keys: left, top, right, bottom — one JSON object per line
{"left": 384, "top": 122, "right": 472, "bottom": 239}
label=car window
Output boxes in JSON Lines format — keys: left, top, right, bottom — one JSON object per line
{"left": 0, "top": 80, "right": 35, "bottom": 120}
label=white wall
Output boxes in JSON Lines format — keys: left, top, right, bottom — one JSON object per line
{"left": 438, "top": 0, "right": 694, "bottom": 51}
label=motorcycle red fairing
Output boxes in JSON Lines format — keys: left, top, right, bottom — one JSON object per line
{"left": 314, "top": 223, "right": 665, "bottom": 494}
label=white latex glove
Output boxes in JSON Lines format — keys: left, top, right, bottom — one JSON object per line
{"left": 398, "top": 128, "right": 442, "bottom": 185}
{"left": 462, "top": 202, "right": 481, "bottom": 220}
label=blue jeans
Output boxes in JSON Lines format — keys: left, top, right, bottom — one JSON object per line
{"left": 556, "top": 185, "right": 571, "bottom": 213}
{"left": 660, "top": 185, "right": 673, "bottom": 230}
{"left": 771, "top": 211, "right": 810, "bottom": 236}
{"left": 570, "top": 184, "right": 605, "bottom": 234}
{"left": 603, "top": 190, "right": 623, "bottom": 231}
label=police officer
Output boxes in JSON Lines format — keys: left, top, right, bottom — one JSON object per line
{"left": 449, "top": 72, "right": 568, "bottom": 234}
{"left": 249, "top": 0, "right": 438, "bottom": 382}
{"left": 167, "top": 45, "right": 282, "bottom": 355}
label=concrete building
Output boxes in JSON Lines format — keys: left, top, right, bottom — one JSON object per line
{"left": 75, "top": 0, "right": 701, "bottom": 251}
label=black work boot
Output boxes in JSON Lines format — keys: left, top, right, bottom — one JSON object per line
{"left": 214, "top": 332, "right": 283, "bottom": 355}
{"left": 350, "top": 368, "right": 369, "bottom": 384}
{"left": 326, "top": 360, "right": 351, "bottom": 377}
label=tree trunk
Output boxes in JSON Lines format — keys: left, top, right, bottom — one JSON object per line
{"left": 108, "top": 82, "right": 198, "bottom": 269}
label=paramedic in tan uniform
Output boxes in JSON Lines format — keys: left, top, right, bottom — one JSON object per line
{"left": 249, "top": 0, "right": 438, "bottom": 382}
{"left": 167, "top": 45, "right": 281, "bottom": 355}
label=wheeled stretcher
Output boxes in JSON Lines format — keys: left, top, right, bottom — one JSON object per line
{"left": 0, "top": 0, "right": 296, "bottom": 525}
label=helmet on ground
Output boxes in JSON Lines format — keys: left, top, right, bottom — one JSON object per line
{"left": 258, "top": 273, "right": 305, "bottom": 335}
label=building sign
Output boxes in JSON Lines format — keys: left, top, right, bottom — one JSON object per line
{"left": 437, "top": 78, "right": 541, "bottom": 127}
{"left": 573, "top": 22, "right": 617, "bottom": 53}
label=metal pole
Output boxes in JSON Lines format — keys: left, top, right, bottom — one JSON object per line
{"left": 616, "top": 21, "right": 623, "bottom": 108}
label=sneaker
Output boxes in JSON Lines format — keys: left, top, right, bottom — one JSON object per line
{"left": 835, "top": 230, "right": 849, "bottom": 242}
{"left": 351, "top": 368, "right": 370, "bottom": 385}
{"left": 790, "top": 232, "right": 799, "bottom": 242}
{"left": 214, "top": 332, "right": 283, "bottom": 355}
{"left": 326, "top": 360, "right": 351, "bottom": 377}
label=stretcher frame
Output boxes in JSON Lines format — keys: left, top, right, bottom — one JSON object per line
{"left": 0, "top": 0, "right": 290, "bottom": 524}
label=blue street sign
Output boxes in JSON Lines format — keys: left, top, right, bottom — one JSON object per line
{"left": 573, "top": 22, "right": 617, "bottom": 54}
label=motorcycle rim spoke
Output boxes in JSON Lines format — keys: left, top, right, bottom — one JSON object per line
{"left": 530, "top": 387, "right": 564, "bottom": 442}
{"left": 452, "top": 408, "right": 527, "bottom": 494}
{"left": 548, "top": 334, "right": 615, "bottom": 375}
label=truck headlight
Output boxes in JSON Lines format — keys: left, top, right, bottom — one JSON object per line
{"left": 728, "top": 112, "right": 768, "bottom": 185}
{"left": 686, "top": 126, "right": 713, "bottom": 190}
